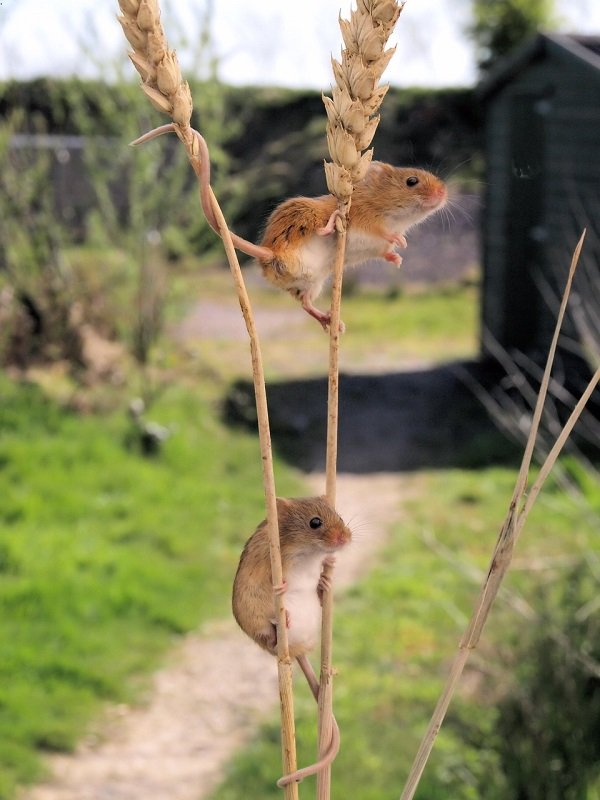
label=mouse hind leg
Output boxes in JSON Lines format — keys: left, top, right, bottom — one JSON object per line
{"left": 295, "top": 289, "right": 346, "bottom": 333}
{"left": 255, "top": 622, "right": 278, "bottom": 655}
{"left": 299, "top": 291, "right": 333, "bottom": 331}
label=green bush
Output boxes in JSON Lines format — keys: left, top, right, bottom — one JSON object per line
{"left": 493, "top": 561, "right": 600, "bottom": 800}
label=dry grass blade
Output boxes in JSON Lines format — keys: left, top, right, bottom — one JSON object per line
{"left": 519, "top": 363, "right": 600, "bottom": 525}
{"left": 117, "top": 3, "right": 299, "bottom": 796}
{"left": 319, "top": 3, "right": 404, "bottom": 797}
{"left": 422, "top": 530, "right": 600, "bottom": 679}
{"left": 399, "top": 231, "right": 595, "bottom": 800}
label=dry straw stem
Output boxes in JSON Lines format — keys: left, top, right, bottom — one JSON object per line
{"left": 399, "top": 230, "right": 600, "bottom": 800}
{"left": 319, "top": 2, "right": 404, "bottom": 796}
{"left": 209, "top": 197, "right": 299, "bottom": 800}
{"left": 117, "top": 1, "right": 299, "bottom": 796}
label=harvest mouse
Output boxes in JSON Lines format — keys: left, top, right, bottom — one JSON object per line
{"left": 133, "top": 124, "right": 447, "bottom": 329}
{"left": 232, "top": 495, "right": 352, "bottom": 786}
{"left": 257, "top": 161, "right": 448, "bottom": 329}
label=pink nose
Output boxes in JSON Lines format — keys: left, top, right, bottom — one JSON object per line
{"left": 332, "top": 528, "right": 350, "bottom": 547}
{"left": 424, "top": 185, "right": 447, "bottom": 208}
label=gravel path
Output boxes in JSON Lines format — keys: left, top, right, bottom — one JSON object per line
{"left": 21, "top": 473, "right": 409, "bottom": 800}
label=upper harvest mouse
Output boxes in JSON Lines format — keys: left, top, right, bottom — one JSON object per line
{"left": 132, "top": 125, "right": 447, "bottom": 330}
{"left": 257, "top": 161, "right": 448, "bottom": 329}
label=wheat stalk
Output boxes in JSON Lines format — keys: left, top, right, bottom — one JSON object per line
{"left": 318, "top": 3, "right": 404, "bottom": 797}
{"left": 117, "top": 3, "right": 299, "bottom": 797}
{"left": 399, "top": 231, "right": 600, "bottom": 800}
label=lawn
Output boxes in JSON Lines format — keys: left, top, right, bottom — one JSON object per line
{"left": 0, "top": 271, "right": 478, "bottom": 798}
{"left": 0, "top": 372, "right": 303, "bottom": 798}
{"left": 2, "top": 262, "right": 597, "bottom": 800}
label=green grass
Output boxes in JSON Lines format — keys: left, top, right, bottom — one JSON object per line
{"left": 3, "top": 257, "right": 596, "bottom": 799}
{"left": 210, "top": 468, "right": 599, "bottom": 799}
{"left": 0, "top": 373, "right": 303, "bottom": 798}
{"left": 340, "top": 282, "right": 479, "bottom": 365}
{"left": 179, "top": 269, "right": 480, "bottom": 381}
{"left": 0, "top": 272, "right": 479, "bottom": 799}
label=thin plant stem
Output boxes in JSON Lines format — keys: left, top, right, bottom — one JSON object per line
{"left": 140, "top": 122, "right": 300, "bottom": 799}
{"left": 325, "top": 223, "right": 348, "bottom": 507}
{"left": 318, "top": 214, "right": 349, "bottom": 799}
{"left": 319, "top": 1, "right": 403, "bottom": 792}
{"left": 198, "top": 155, "right": 299, "bottom": 800}
{"left": 117, "top": 1, "right": 301, "bottom": 792}
{"left": 399, "top": 232, "right": 590, "bottom": 800}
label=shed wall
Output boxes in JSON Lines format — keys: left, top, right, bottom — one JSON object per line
{"left": 482, "top": 50, "right": 600, "bottom": 357}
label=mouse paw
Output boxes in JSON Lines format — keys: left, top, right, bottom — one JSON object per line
{"left": 320, "top": 317, "right": 346, "bottom": 335}
{"left": 384, "top": 232, "right": 407, "bottom": 249}
{"left": 273, "top": 580, "right": 288, "bottom": 596}
{"left": 384, "top": 251, "right": 403, "bottom": 267}
{"left": 317, "top": 568, "right": 335, "bottom": 601}
{"left": 316, "top": 209, "right": 343, "bottom": 237}
{"left": 301, "top": 302, "right": 345, "bottom": 333}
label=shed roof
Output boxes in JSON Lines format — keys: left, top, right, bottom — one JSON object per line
{"left": 478, "top": 32, "right": 600, "bottom": 99}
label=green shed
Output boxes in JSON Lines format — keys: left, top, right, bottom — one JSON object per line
{"left": 478, "top": 33, "right": 600, "bottom": 357}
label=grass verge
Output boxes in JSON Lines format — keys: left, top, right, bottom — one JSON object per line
{"left": 0, "top": 372, "right": 303, "bottom": 798}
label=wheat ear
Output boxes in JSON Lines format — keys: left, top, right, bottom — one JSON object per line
{"left": 117, "top": 3, "right": 299, "bottom": 797}
{"left": 318, "top": 3, "right": 405, "bottom": 797}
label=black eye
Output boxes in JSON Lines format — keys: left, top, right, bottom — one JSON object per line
{"left": 406, "top": 176, "right": 419, "bottom": 187}
{"left": 309, "top": 517, "right": 323, "bottom": 529}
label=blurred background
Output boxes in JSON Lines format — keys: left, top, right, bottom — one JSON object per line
{"left": 0, "top": 2, "right": 599, "bottom": 800}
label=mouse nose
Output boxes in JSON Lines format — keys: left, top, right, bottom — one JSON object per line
{"left": 332, "top": 526, "right": 351, "bottom": 547}
{"left": 424, "top": 183, "right": 447, "bottom": 208}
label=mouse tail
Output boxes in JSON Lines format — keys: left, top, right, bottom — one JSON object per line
{"left": 131, "top": 124, "right": 274, "bottom": 263}
{"left": 229, "top": 232, "right": 273, "bottom": 262}
{"left": 276, "top": 655, "right": 341, "bottom": 788}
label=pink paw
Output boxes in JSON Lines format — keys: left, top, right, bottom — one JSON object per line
{"left": 384, "top": 251, "right": 403, "bottom": 267}
{"left": 317, "top": 559, "right": 336, "bottom": 600}
{"left": 318, "top": 574, "right": 332, "bottom": 597}
{"left": 316, "top": 209, "right": 343, "bottom": 237}
{"left": 385, "top": 232, "right": 407, "bottom": 248}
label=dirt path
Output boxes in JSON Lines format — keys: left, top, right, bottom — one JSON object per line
{"left": 21, "top": 473, "right": 412, "bottom": 800}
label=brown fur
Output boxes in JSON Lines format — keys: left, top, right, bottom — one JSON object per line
{"left": 349, "top": 162, "right": 447, "bottom": 237}
{"left": 260, "top": 196, "right": 338, "bottom": 251}
{"left": 256, "top": 162, "right": 447, "bottom": 291}
{"left": 232, "top": 496, "right": 351, "bottom": 658}
{"left": 232, "top": 496, "right": 351, "bottom": 786}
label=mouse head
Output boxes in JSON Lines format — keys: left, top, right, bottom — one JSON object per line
{"left": 276, "top": 496, "right": 352, "bottom": 554}
{"left": 361, "top": 161, "right": 447, "bottom": 218}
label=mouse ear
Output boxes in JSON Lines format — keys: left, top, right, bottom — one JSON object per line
{"left": 365, "top": 160, "right": 385, "bottom": 177}
{"left": 276, "top": 497, "right": 292, "bottom": 512}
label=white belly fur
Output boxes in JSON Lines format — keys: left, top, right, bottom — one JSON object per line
{"left": 292, "top": 221, "right": 406, "bottom": 296}
{"left": 292, "top": 235, "right": 337, "bottom": 297}
{"left": 345, "top": 228, "right": 389, "bottom": 267}
{"left": 284, "top": 553, "right": 323, "bottom": 654}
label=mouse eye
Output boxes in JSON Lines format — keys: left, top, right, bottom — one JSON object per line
{"left": 309, "top": 517, "right": 323, "bottom": 529}
{"left": 406, "top": 176, "right": 419, "bottom": 187}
